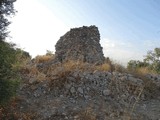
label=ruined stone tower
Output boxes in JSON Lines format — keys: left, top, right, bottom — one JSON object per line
{"left": 54, "top": 25, "right": 105, "bottom": 64}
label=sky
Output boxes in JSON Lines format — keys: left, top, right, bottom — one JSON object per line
{"left": 8, "top": 0, "right": 160, "bottom": 65}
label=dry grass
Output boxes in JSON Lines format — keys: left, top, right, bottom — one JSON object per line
{"left": 20, "top": 58, "right": 159, "bottom": 98}
{"left": 22, "top": 59, "right": 128, "bottom": 89}
{"left": 127, "top": 67, "right": 160, "bottom": 100}
{"left": 95, "top": 63, "right": 111, "bottom": 71}
{"left": 46, "top": 60, "right": 112, "bottom": 77}
{"left": 19, "top": 55, "right": 53, "bottom": 81}
{"left": 114, "top": 63, "right": 126, "bottom": 73}
{"left": 124, "top": 67, "right": 160, "bottom": 119}
{"left": 12, "top": 56, "right": 31, "bottom": 72}
{"left": 77, "top": 107, "right": 97, "bottom": 120}
{"left": 62, "top": 60, "right": 89, "bottom": 71}
{"left": 136, "top": 67, "right": 150, "bottom": 75}
{"left": 60, "top": 60, "right": 113, "bottom": 72}
{"left": 21, "top": 57, "right": 126, "bottom": 82}
{"left": 20, "top": 56, "right": 159, "bottom": 94}
{"left": 20, "top": 64, "right": 46, "bottom": 82}
{"left": 0, "top": 97, "right": 37, "bottom": 120}
{"left": 46, "top": 60, "right": 112, "bottom": 88}
{"left": 135, "top": 67, "right": 156, "bottom": 75}
{"left": 0, "top": 109, "right": 37, "bottom": 120}
{"left": 47, "top": 60, "right": 89, "bottom": 88}
{"left": 34, "top": 55, "right": 54, "bottom": 64}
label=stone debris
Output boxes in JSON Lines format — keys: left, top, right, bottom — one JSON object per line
{"left": 70, "top": 87, "right": 76, "bottom": 94}
{"left": 17, "top": 70, "right": 160, "bottom": 120}
{"left": 103, "top": 89, "right": 111, "bottom": 96}
{"left": 77, "top": 87, "right": 83, "bottom": 94}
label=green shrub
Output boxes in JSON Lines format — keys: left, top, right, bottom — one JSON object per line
{"left": 127, "top": 48, "right": 160, "bottom": 74}
{"left": 0, "top": 41, "right": 21, "bottom": 105}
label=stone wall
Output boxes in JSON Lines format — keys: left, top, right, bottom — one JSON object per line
{"left": 54, "top": 25, "right": 105, "bottom": 64}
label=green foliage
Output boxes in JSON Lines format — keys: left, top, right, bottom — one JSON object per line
{"left": 144, "top": 48, "right": 160, "bottom": 63}
{"left": 0, "top": 41, "right": 20, "bottom": 105}
{"left": 12, "top": 48, "right": 31, "bottom": 71}
{"left": 0, "top": 0, "right": 19, "bottom": 105}
{"left": 127, "top": 48, "right": 160, "bottom": 74}
{"left": 0, "top": 40, "right": 31, "bottom": 105}
{"left": 0, "top": 0, "right": 16, "bottom": 40}
{"left": 144, "top": 48, "right": 160, "bottom": 72}
{"left": 0, "top": 78, "right": 19, "bottom": 105}
{"left": 127, "top": 60, "right": 149, "bottom": 70}
{"left": 46, "top": 50, "right": 54, "bottom": 56}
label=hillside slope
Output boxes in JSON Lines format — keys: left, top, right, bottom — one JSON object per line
{"left": 4, "top": 60, "right": 160, "bottom": 120}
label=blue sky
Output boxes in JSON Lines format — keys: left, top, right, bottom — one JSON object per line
{"left": 9, "top": 0, "right": 160, "bottom": 65}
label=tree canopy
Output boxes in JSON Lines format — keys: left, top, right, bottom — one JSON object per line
{"left": 0, "top": 0, "right": 16, "bottom": 40}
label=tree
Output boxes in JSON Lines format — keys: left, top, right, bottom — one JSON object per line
{"left": 0, "top": 0, "right": 16, "bottom": 40}
{"left": 127, "top": 48, "right": 160, "bottom": 73}
{"left": 144, "top": 48, "right": 160, "bottom": 72}
{"left": 0, "top": 0, "right": 17, "bottom": 105}
{"left": 144, "top": 48, "right": 160, "bottom": 63}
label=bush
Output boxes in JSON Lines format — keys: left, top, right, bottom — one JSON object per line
{"left": 0, "top": 41, "right": 23, "bottom": 105}
{"left": 0, "top": 79, "right": 19, "bottom": 105}
{"left": 34, "top": 55, "right": 54, "bottom": 63}
{"left": 0, "top": 0, "right": 19, "bottom": 105}
{"left": 127, "top": 48, "right": 160, "bottom": 74}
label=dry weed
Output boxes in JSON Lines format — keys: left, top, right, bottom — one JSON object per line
{"left": 95, "top": 63, "right": 111, "bottom": 71}
{"left": 114, "top": 63, "right": 126, "bottom": 73}
{"left": 47, "top": 60, "right": 113, "bottom": 88}
{"left": 78, "top": 107, "right": 96, "bottom": 120}
{"left": 135, "top": 67, "right": 157, "bottom": 75}
{"left": 34, "top": 55, "right": 54, "bottom": 63}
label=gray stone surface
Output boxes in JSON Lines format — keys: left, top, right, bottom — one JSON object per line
{"left": 70, "top": 87, "right": 76, "bottom": 94}
{"left": 17, "top": 70, "right": 160, "bottom": 120}
{"left": 54, "top": 25, "right": 105, "bottom": 64}
{"left": 103, "top": 89, "right": 111, "bottom": 96}
{"left": 77, "top": 87, "right": 83, "bottom": 94}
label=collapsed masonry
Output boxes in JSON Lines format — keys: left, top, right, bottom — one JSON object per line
{"left": 54, "top": 25, "right": 105, "bottom": 64}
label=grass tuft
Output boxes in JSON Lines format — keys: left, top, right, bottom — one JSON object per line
{"left": 34, "top": 55, "right": 54, "bottom": 64}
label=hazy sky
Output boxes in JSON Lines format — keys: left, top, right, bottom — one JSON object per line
{"left": 9, "top": 0, "right": 160, "bottom": 65}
